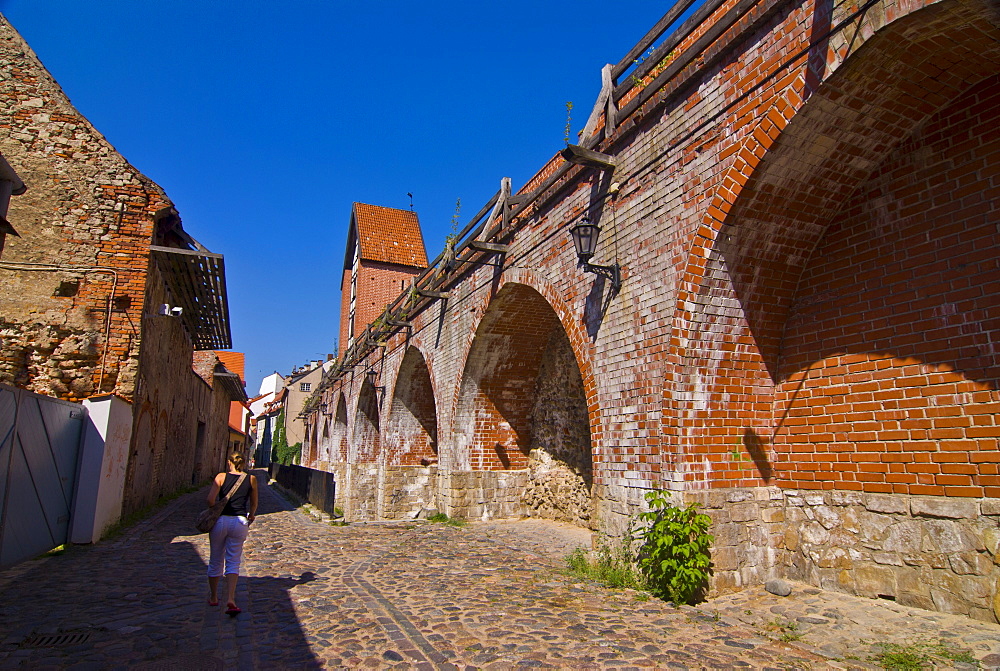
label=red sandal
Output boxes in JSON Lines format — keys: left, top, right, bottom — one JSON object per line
{"left": 226, "top": 604, "right": 241, "bottom": 616}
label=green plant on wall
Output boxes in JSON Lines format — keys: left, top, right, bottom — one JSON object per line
{"left": 271, "top": 409, "right": 301, "bottom": 465}
{"left": 564, "top": 101, "right": 574, "bottom": 144}
{"left": 632, "top": 491, "right": 714, "bottom": 604}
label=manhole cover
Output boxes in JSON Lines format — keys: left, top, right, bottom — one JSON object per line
{"left": 130, "top": 654, "right": 224, "bottom": 670}
{"left": 20, "top": 631, "right": 92, "bottom": 648}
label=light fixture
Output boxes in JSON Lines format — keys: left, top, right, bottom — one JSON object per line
{"left": 570, "top": 217, "right": 621, "bottom": 292}
{"left": 365, "top": 368, "right": 385, "bottom": 394}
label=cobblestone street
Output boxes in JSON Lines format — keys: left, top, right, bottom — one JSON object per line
{"left": 1, "top": 474, "right": 998, "bottom": 670}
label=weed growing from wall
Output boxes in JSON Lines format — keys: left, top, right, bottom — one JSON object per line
{"left": 564, "top": 101, "right": 574, "bottom": 144}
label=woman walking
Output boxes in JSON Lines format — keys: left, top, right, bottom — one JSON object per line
{"left": 205, "top": 450, "right": 258, "bottom": 615}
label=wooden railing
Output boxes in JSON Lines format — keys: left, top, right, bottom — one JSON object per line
{"left": 322, "top": 0, "right": 777, "bottom": 390}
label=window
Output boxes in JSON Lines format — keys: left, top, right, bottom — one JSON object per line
{"left": 300, "top": 382, "right": 311, "bottom": 392}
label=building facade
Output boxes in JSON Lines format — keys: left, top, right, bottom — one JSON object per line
{"left": 0, "top": 15, "right": 238, "bottom": 515}
{"left": 338, "top": 203, "right": 428, "bottom": 357}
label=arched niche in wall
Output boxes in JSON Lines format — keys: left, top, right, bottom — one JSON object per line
{"left": 455, "top": 282, "right": 594, "bottom": 527}
{"left": 333, "top": 394, "right": 348, "bottom": 462}
{"left": 353, "top": 379, "right": 381, "bottom": 464}
{"left": 383, "top": 346, "right": 438, "bottom": 466}
{"left": 669, "top": 0, "right": 1000, "bottom": 493}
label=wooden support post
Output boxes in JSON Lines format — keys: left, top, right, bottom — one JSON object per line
{"left": 467, "top": 241, "right": 510, "bottom": 254}
{"left": 560, "top": 144, "right": 617, "bottom": 171}
{"left": 417, "top": 289, "right": 450, "bottom": 299}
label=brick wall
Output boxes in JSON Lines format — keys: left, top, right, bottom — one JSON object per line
{"left": 773, "top": 72, "right": 1000, "bottom": 496}
{"left": 0, "top": 17, "right": 234, "bottom": 517}
{"left": 122, "top": 272, "right": 232, "bottom": 514}
{"left": 382, "top": 346, "right": 437, "bottom": 466}
{"left": 340, "top": 258, "right": 423, "bottom": 356}
{"left": 0, "top": 17, "right": 168, "bottom": 401}
{"left": 312, "top": 0, "right": 1000, "bottom": 619}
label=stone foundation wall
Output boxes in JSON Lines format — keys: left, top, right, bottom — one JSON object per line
{"left": 687, "top": 487, "right": 1000, "bottom": 623}
{"left": 440, "top": 470, "right": 527, "bottom": 521}
{"left": 349, "top": 462, "right": 379, "bottom": 521}
{"left": 381, "top": 465, "right": 438, "bottom": 519}
{"left": 329, "top": 462, "right": 348, "bottom": 512}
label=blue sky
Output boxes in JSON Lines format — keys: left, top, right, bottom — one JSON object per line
{"left": 1, "top": 1, "right": 669, "bottom": 394}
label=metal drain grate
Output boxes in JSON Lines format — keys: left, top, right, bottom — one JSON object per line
{"left": 131, "top": 654, "right": 224, "bottom": 670}
{"left": 20, "top": 631, "right": 92, "bottom": 648}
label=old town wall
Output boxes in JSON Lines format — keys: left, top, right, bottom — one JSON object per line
{"left": 0, "top": 16, "right": 234, "bottom": 515}
{"left": 309, "top": 0, "right": 999, "bottom": 621}
{"left": 0, "top": 17, "right": 165, "bottom": 401}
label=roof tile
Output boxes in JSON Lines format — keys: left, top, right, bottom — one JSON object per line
{"left": 353, "top": 202, "right": 427, "bottom": 268}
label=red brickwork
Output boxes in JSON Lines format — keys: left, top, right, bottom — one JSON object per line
{"left": 332, "top": 394, "right": 349, "bottom": 462}
{"left": 668, "top": 0, "right": 1000, "bottom": 494}
{"left": 383, "top": 346, "right": 438, "bottom": 466}
{"left": 314, "top": 0, "right": 1000, "bottom": 618}
{"left": 455, "top": 284, "right": 564, "bottom": 471}
{"left": 773, "top": 73, "right": 1000, "bottom": 497}
{"left": 339, "top": 204, "right": 427, "bottom": 357}
{"left": 0, "top": 17, "right": 235, "bottom": 516}
{"left": 353, "top": 382, "right": 381, "bottom": 463}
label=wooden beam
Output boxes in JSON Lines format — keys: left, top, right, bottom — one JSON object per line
{"left": 386, "top": 319, "right": 412, "bottom": 328}
{"left": 560, "top": 144, "right": 617, "bottom": 171}
{"left": 615, "top": 0, "right": 759, "bottom": 121}
{"left": 467, "top": 241, "right": 509, "bottom": 254}
{"left": 603, "top": 64, "right": 617, "bottom": 135}
{"left": 582, "top": 64, "right": 616, "bottom": 142}
{"left": 417, "top": 289, "right": 450, "bottom": 299}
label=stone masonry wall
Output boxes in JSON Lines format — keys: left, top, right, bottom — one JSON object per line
{"left": 0, "top": 16, "right": 169, "bottom": 401}
{"left": 687, "top": 488, "right": 1000, "bottom": 623}
{"left": 0, "top": 17, "right": 235, "bottom": 517}
{"left": 381, "top": 465, "right": 438, "bottom": 519}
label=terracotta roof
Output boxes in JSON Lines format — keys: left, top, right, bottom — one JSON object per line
{"left": 214, "top": 351, "right": 245, "bottom": 383}
{"left": 353, "top": 202, "right": 427, "bottom": 268}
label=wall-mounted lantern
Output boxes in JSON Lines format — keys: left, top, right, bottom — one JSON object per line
{"left": 570, "top": 217, "right": 621, "bottom": 293}
{"left": 365, "top": 368, "right": 385, "bottom": 394}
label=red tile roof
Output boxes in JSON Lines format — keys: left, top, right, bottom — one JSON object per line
{"left": 353, "top": 202, "right": 427, "bottom": 268}
{"left": 214, "top": 351, "right": 246, "bottom": 383}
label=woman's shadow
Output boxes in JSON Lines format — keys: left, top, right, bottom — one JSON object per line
{"left": 242, "top": 571, "right": 324, "bottom": 669}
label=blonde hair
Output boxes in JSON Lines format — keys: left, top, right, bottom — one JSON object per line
{"left": 228, "top": 451, "right": 246, "bottom": 472}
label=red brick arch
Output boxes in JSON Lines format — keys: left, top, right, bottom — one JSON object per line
{"left": 332, "top": 393, "right": 348, "bottom": 462}
{"left": 383, "top": 345, "right": 439, "bottom": 466}
{"left": 352, "top": 380, "right": 381, "bottom": 464}
{"left": 665, "top": 0, "right": 1000, "bottom": 491}
{"left": 450, "top": 271, "right": 601, "bottom": 472}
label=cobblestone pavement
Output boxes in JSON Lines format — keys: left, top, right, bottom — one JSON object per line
{"left": 1, "top": 474, "right": 998, "bottom": 670}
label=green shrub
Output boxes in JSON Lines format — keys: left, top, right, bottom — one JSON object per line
{"left": 633, "top": 491, "right": 713, "bottom": 604}
{"left": 271, "top": 410, "right": 302, "bottom": 465}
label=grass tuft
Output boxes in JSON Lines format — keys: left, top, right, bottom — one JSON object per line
{"left": 869, "top": 640, "right": 979, "bottom": 670}
{"left": 428, "top": 513, "right": 466, "bottom": 527}
{"left": 564, "top": 537, "right": 645, "bottom": 591}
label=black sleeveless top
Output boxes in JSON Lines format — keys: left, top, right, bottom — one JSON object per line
{"left": 220, "top": 473, "right": 251, "bottom": 517}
